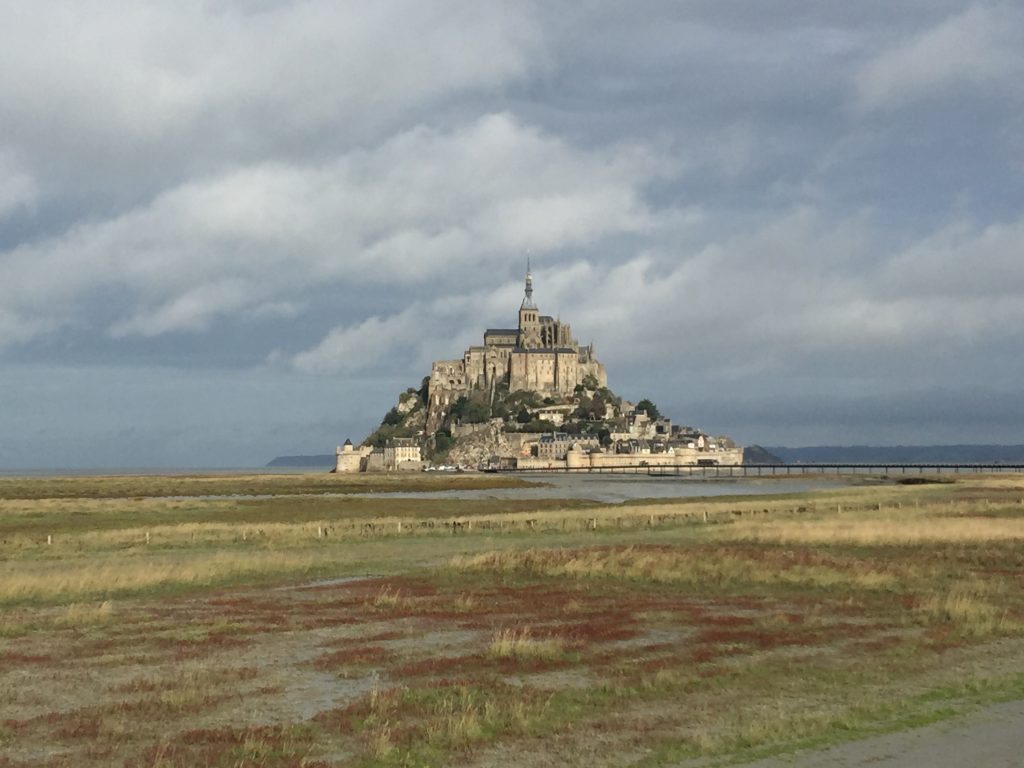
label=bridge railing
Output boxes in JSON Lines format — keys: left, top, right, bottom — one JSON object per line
{"left": 502, "top": 463, "right": 1024, "bottom": 476}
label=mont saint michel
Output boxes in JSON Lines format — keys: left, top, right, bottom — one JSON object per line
{"left": 337, "top": 266, "right": 743, "bottom": 472}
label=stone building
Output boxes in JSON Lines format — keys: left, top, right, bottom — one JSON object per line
{"left": 536, "top": 432, "right": 599, "bottom": 460}
{"left": 383, "top": 437, "right": 422, "bottom": 470}
{"left": 335, "top": 438, "right": 421, "bottom": 472}
{"left": 427, "top": 266, "right": 607, "bottom": 433}
{"left": 335, "top": 439, "right": 370, "bottom": 473}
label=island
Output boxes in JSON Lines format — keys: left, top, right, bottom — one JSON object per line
{"left": 335, "top": 265, "right": 743, "bottom": 472}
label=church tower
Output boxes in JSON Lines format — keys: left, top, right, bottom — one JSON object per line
{"left": 518, "top": 260, "right": 541, "bottom": 349}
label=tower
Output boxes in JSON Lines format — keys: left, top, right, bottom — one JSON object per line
{"left": 518, "top": 258, "right": 541, "bottom": 349}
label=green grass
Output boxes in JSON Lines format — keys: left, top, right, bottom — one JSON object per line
{"left": 0, "top": 494, "right": 598, "bottom": 538}
{"left": 0, "top": 471, "right": 533, "bottom": 500}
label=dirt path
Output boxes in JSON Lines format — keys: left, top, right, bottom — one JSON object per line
{"left": 739, "top": 699, "right": 1024, "bottom": 768}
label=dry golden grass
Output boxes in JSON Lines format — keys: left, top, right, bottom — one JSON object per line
{"left": 56, "top": 600, "right": 114, "bottom": 626}
{"left": 365, "top": 721, "right": 394, "bottom": 759}
{"left": 427, "top": 689, "right": 485, "bottom": 746}
{"left": 452, "top": 593, "right": 477, "bottom": 612}
{"left": 718, "top": 511, "right": 1024, "bottom": 546}
{"left": 420, "top": 685, "right": 534, "bottom": 751}
{"left": 371, "top": 586, "right": 405, "bottom": 609}
{"left": 488, "top": 627, "right": 566, "bottom": 660}
{"left": 917, "top": 582, "right": 1022, "bottom": 637}
{"left": 0, "top": 550, "right": 322, "bottom": 603}
{"left": 453, "top": 546, "right": 901, "bottom": 592}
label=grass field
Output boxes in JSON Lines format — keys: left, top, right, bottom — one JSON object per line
{"left": 2, "top": 472, "right": 1024, "bottom": 766}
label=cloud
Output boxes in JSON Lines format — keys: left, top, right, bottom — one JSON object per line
{"left": 0, "top": 1, "right": 544, "bottom": 164}
{"left": 292, "top": 279, "right": 525, "bottom": 374}
{"left": 879, "top": 218, "right": 1024, "bottom": 300}
{"left": 0, "top": 113, "right": 664, "bottom": 347}
{"left": 293, "top": 310, "right": 422, "bottom": 375}
{"left": 854, "top": 5, "right": 1024, "bottom": 111}
{"left": 109, "top": 279, "right": 255, "bottom": 337}
{"left": 684, "top": 386, "right": 1024, "bottom": 446}
{"left": 0, "top": 150, "right": 38, "bottom": 218}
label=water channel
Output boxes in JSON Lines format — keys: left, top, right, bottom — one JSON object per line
{"left": 350, "top": 473, "right": 853, "bottom": 505}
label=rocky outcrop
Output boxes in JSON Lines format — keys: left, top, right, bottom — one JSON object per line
{"left": 445, "top": 422, "right": 517, "bottom": 466}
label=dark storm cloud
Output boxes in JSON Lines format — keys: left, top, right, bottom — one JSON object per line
{"left": 1, "top": 1, "right": 1023, "bottom": 465}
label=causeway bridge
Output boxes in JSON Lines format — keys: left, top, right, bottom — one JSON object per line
{"left": 509, "top": 463, "right": 1024, "bottom": 476}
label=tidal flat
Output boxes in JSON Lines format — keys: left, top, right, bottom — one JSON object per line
{"left": 2, "top": 472, "right": 1024, "bottom": 767}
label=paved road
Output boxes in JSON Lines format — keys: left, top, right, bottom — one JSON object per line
{"left": 740, "top": 700, "right": 1024, "bottom": 768}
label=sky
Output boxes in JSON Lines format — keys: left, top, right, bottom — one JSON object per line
{"left": 2, "top": 1, "right": 1024, "bottom": 468}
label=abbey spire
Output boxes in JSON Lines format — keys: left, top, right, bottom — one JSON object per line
{"left": 520, "top": 257, "right": 537, "bottom": 310}
{"left": 518, "top": 258, "right": 541, "bottom": 348}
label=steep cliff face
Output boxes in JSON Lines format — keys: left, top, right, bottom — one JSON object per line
{"left": 361, "top": 387, "right": 428, "bottom": 449}
{"left": 444, "top": 422, "right": 522, "bottom": 466}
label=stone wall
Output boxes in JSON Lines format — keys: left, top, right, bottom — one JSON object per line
{"left": 335, "top": 443, "right": 372, "bottom": 473}
{"left": 566, "top": 447, "right": 744, "bottom": 470}
{"left": 518, "top": 456, "right": 568, "bottom": 470}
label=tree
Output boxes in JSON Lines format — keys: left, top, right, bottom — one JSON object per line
{"left": 461, "top": 399, "right": 490, "bottom": 424}
{"left": 582, "top": 374, "right": 599, "bottom": 390}
{"left": 572, "top": 395, "right": 593, "bottom": 420}
{"left": 382, "top": 407, "right": 403, "bottom": 426}
{"left": 636, "top": 398, "right": 661, "bottom": 420}
{"left": 596, "top": 387, "right": 619, "bottom": 407}
{"left": 516, "top": 407, "right": 531, "bottom": 424}
{"left": 433, "top": 429, "right": 455, "bottom": 453}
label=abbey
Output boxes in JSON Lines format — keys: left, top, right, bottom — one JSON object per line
{"left": 426, "top": 266, "right": 606, "bottom": 432}
{"left": 339, "top": 264, "right": 746, "bottom": 473}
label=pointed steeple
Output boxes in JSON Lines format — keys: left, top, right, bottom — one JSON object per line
{"left": 521, "top": 255, "right": 537, "bottom": 310}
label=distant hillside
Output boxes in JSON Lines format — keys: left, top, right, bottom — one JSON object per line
{"left": 765, "top": 445, "right": 1024, "bottom": 464}
{"left": 742, "top": 445, "right": 783, "bottom": 464}
{"left": 266, "top": 454, "right": 335, "bottom": 468}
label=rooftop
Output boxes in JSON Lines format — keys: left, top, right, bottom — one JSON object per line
{"left": 515, "top": 347, "right": 577, "bottom": 354}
